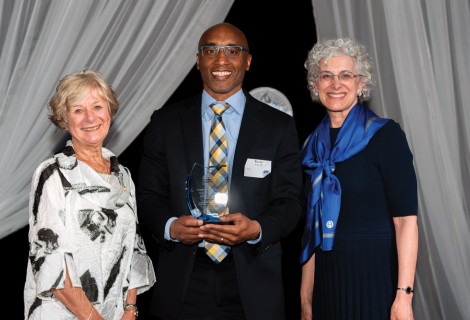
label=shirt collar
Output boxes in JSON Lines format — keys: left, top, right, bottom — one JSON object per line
{"left": 202, "top": 89, "right": 245, "bottom": 117}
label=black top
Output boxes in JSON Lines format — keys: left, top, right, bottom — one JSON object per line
{"left": 312, "top": 120, "right": 417, "bottom": 320}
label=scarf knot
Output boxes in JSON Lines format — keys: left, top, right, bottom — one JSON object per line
{"left": 322, "top": 160, "right": 335, "bottom": 176}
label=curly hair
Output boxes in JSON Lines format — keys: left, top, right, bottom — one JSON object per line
{"left": 304, "top": 38, "right": 374, "bottom": 102}
{"left": 48, "top": 68, "right": 119, "bottom": 129}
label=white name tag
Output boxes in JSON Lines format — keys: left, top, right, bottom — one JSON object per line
{"left": 244, "top": 158, "right": 271, "bottom": 178}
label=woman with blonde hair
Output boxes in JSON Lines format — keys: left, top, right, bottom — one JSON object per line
{"left": 24, "top": 69, "right": 155, "bottom": 320}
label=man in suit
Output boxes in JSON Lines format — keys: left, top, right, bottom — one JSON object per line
{"left": 137, "top": 22, "right": 303, "bottom": 320}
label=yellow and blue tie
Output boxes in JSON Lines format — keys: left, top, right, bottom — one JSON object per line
{"left": 205, "top": 103, "right": 231, "bottom": 263}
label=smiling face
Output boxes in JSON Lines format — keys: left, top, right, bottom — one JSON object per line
{"left": 66, "top": 87, "right": 111, "bottom": 151}
{"left": 315, "top": 55, "right": 364, "bottom": 126}
{"left": 196, "top": 23, "right": 252, "bottom": 101}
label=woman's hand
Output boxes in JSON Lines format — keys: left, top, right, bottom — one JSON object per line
{"left": 300, "top": 299, "right": 313, "bottom": 320}
{"left": 300, "top": 254, "right": 315, "bottom": 320}
{"left": 390, "top": 293, "right": 414, "bottom": 320}
{"left": 122, "top": 289, "right": 138, "bottom": 320}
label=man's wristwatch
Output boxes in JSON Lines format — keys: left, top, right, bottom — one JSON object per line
{"left": 397, "top": 286, "right": 414, "bottom": 294}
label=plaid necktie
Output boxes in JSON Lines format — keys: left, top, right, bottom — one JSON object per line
{"left": 205, "top": 103, "right": 231, "bottom": 263}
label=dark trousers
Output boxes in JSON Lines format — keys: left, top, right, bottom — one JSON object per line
{"left": 177, "top": 248, "right": 246, "bottom": 320}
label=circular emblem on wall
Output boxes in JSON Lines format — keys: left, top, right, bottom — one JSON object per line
{"left": 250, "top": 87, "right": 293, "bottom": 116}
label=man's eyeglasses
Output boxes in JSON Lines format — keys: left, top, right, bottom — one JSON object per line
{"left": 199, "top": 45, "right": 249, "bottom": 58}
{"left": 314, "top": 71, "right": 362, "bottom": 84}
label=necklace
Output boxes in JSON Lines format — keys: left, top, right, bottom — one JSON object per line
{"left": 75, "top": 151, "right": 127, "bottom": 192}
{"left": 76, "top": 154, "right": 110, "bottom": 175}
{"left": 99, "top": 172, "right": 112, "bottom": 184}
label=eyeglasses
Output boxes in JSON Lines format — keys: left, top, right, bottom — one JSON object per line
{"left": 314, "top": 71, "right": 362, "bottom": 84}
{"left": 199, "top": 45, "right": 249, "bottom": 58}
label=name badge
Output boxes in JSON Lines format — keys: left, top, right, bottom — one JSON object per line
{"left": 244, "top": 158, "right": 271, "bottom": 178}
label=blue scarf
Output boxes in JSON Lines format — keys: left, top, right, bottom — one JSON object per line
{"left": 300, "top": 103, "right": 389, "bottom": 264}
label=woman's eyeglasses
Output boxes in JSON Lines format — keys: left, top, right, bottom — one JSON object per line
{"left": 315, "top": 71, "right": 362, "bottom": 84}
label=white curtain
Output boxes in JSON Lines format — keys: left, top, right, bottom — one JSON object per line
{"left": 0, "top": 0, "right": 234, "bottom": 239}
{"left": 312, "top": 0, "right": 470, "bottom": 319}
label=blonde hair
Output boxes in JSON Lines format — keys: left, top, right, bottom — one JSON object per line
{"left": 48, "top": 68, "right": 119, "bottom": 129}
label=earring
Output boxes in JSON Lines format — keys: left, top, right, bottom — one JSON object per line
{"left": 313, "top": 90, "right": 319, "bottom": 96}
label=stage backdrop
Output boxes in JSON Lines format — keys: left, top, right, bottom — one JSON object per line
{"left": 0, "top": 0, "right": 234, "bottom": 238}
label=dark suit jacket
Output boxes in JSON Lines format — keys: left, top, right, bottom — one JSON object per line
{"left": 137, "top": 91, "right": 303, "bottom": 320}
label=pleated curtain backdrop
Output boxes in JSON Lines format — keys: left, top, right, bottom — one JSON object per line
{"left": 0, "top": 0, "right": 234, "bottom": 238}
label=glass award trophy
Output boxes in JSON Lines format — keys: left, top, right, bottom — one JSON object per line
{"left": 185, "top": 163, "right": 228, "bottom": 223}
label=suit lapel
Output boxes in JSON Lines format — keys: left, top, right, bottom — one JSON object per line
{"left": 181, "top": 101, "right": 204, "bottom": 171}
{"left": 231, "top": 95, "right": 262, "bottom": 192}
